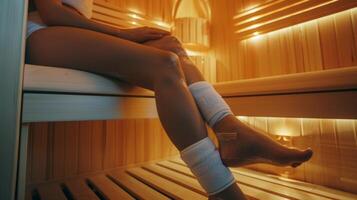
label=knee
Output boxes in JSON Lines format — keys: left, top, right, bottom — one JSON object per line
{"left": 155, "top": 51, "right": 185, "bottom": 85}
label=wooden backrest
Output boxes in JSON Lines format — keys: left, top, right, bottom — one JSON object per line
{"left": 92, "top": 0, "right": 171, "bottom": 31}
{"left": 233, "top": 0, "right": 357, "bottom": 40}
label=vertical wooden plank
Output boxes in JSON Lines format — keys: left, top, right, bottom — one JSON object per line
{"left": 144, "top": 119, "right": 155, "bottom": 161}
{"left": 52, "top": 122, "right": 66, "bottom": 179}
{"left": 351, "top": 8, "right": 357, "bottom": 63}
{"left": 304, "top": 20, "right": 323, "bottom": 71}
{"left": 78, "top": 121, "right": 92, "bottom": 173}
{"left": 91, "top": 121, "right": 104, "bottom": 171}
{"left": 135, "top": 119, "right": 145, "bottom": 163}
{"left": 103, "top": 120, "right": 116, "bottom": 169}
{"left": 301, "top": 119, "right": 322, "bottom": 185}
{"left": 334, "top": 11, "right": 357, "bottom": 67}
{"left": 339, "top": 146, "right": 357, "bottom": 192}
{"left": 320, "top": 119, "right": 341, "bottom": 189}
{"left": 292, "top": 25, "right": 306, "bottom": 73}
{"left": 336, "top": 120, "right": 356, "bottom": 147}
{"left": 31, "top": 123, "right": 49, "bottom": 181}
{"left": 115, "top": 120, "right": 125, "bottom": 167}
{"left": 267, "top": 32, "right": 283, "bottom": 76}
{"left": 318, "top": 16, "right": 339, "bottom": 69}
{"left": 154, "top": 119, "right": 163, "bottom": 159}
{"left": 124, "top": 119, "right": 136, "bottom": 165}
{"left": 64, "top": 121, "right": 79, "bottom": 176}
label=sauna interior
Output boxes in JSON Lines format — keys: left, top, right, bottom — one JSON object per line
{"left": 1, "top": 0, "right": 357, "bottom": 199}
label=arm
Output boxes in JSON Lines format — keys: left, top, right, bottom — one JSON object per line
{"left": 34, "top": 0, "right": 170, "bottom": 42}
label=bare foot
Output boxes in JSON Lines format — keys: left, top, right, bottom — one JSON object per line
{"left": 214, "top": 115, "right": 313, "bottom": 168}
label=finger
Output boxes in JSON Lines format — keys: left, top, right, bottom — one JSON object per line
{"left": 144, "top": 33, "right": 166, "bottom": 41}
{"left": 147, "top": 27, "right": 171, "bottom": 35}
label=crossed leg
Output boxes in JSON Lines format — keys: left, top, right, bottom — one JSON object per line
{"left": 26, "top": 26, "right": 246, "bottom": 199}
{"left": 144, "top": 35, "right": 313, "bottom": 168}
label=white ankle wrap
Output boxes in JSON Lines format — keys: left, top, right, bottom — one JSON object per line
{"left": 180, "top": 137, "right": 235, "bottom": 195}
{"left": 188, "top": 81, "right": 233, "bottom": 127}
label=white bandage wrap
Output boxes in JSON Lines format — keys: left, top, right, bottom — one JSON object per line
{"left": 180, "top": 137, "right": 236, "bottom": 195}
{"left": 189, "top": 81, "right": 233, "bottom": 127}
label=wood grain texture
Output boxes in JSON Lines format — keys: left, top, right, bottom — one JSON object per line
{"left": 238, "top": 116, "right": 357, "bottom": 194}
{"left": 27, "top": 119, "right": 178, "bottom": 185}
{"left": 28, "top": 158, "right": 357, "bottom": 200}
{"left": 210, "top": 0, "right": 357, "bottom": 82}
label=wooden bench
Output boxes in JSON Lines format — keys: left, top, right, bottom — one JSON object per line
{"left": 18, "top": 64, "right": 357, "bottom": 199}
{"left": 30, "top": 157, "right": 357, "bottom": 200}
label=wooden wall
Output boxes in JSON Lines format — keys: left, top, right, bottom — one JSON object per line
{"left": 210, "top": 0, "right": 357, "bottom": 81}
{"left": 238, "top": 116, "right": 357, "bottom": 194}
{"left": 96, "top": 0, "right": 175, "bottom": 23}
{"left": 27, "top": 119, "right": 178, "bottom": 186}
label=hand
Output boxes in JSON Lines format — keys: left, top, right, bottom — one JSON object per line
{"left": 144, "top": 35, "right": 188, "bottom": 57}
{"left": 117, "top": 26, "right": 170, "bottom": 43}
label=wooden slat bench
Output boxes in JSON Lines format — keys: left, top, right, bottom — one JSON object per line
{"left": 27, "top": 157, "right": 357, "bottom": 200}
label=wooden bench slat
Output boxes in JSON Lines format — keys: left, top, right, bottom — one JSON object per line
{"left": 37, "top": 183, "right": 67, "bottom": 200}
{"left": 88, "top": 175, "right": 134, "bottom": 200}
{"left": 232, "top": 168, "right": 357, "bottom": 200}
{"left": 143, "top": 164, "right": 206, "bottom": 195}
{"left": 169, "top": 158, "right": 357, "bottom": 200}
{"left": 64, "top": 178, "right": 99, "bottom": 200}
{"left": 160, "top": 161, "right": 289, "bottom": 200}
{"left": 126, "top": 167, "right": 207, "bottom": 200}
{"left": 109, "top": 170, "right": 170, "bottom": 200}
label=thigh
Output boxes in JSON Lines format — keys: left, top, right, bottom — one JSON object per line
{"left": 26, "top": 26, "right": 171, "bottom": 90}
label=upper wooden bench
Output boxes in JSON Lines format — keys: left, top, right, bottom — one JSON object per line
{"left": 23, "top": 64, "right": 357, "bottom": 123}
{"left": 22, "top": 0, "right": 357, "bottom": 123}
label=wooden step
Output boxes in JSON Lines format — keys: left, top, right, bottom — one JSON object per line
{"left": 30, "top": 157, "right": 357, "bottom": 200}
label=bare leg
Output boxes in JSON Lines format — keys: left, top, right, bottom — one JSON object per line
{"left": 27, "top": 27, "right": 246, "bottom": 199}
{"left": 26, "top": 26, "right": 207, "bottom": 151}
{"left": 144, "top": 36, "right": 313, "bottom": 167}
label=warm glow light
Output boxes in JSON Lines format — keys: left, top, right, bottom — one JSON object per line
{"left": 240, "top": 0, "right": 338, "bottom": 33}
{"left": 246, "top": 7, "right": 259, "bottom": 15}
{"left": 127, "top": 8, "right": 142, "bottom": 14}
{"left": 233, "top": 0, "right": 354, "bottom": 40}
{"left": 153, "top": 20, "right": 170, "bottom": 28}
{"left": 130, "top": 21, "right": 138, "bottom": 25}
{"left": 237, "top": 116, "right": 249, "bottom": 122}
{"left": 129, "top": 14, "right": 141, "bottom": 19}
{"left": 248, "top": 16, "right": 260, "bottom": 22}
{"left": 246, "top": 23, "right": 261, "bottom": 30}
{"left": 185, "top": 49, "right": 203, "bottom": 56}
{"left": 235, "top": 0, "right": 309, "bottom": 26}
{"left": 275, "top": 127, "right": 292, "bottom": 137}
{"left": 250, "top": 32, "right": 262, "bottom": 42}
{"left": 236, "top": 116, "right": 357, "bottom": 137}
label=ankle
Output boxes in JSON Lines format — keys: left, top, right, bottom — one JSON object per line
{"left": 213, "top": 114, "right": 239, "bottom": 133}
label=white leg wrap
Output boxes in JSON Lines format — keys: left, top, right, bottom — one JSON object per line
{"left": 188, "top": 81, "right": 233, "bottom": 127}
{"left": 180, "top": 137, "right": 236, "bottom": 195}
